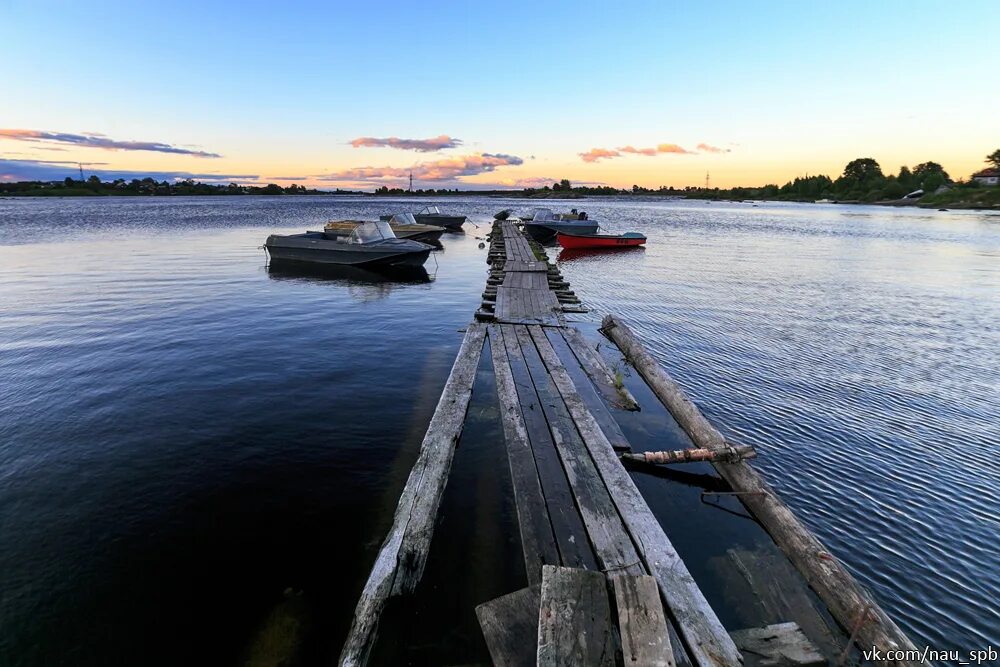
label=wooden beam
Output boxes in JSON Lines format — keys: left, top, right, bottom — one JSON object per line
{"left": 537, "top": 566, "right": 615, "bottom": 666}
{"left": 500, "top": 325, "right": 598, "bottom": 571}
{"left": 601, "top": 314, "right": 926, "bottom": 667}
{"left": 527, "top": 325, "right": 742, "bottom": 667}
{"left": 338, "top": 324, "right": 487, "bottom": 667}
{"left": 613, "top": 575, "right": 676, "bottom": 667}
{"left": 515, "top": 325, "right": 644, "bottom": 577}
{"left": 487, "top": 325, "right": 560, "bottom": 584}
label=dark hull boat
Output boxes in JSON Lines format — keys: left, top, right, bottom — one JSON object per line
{"left": 385, "top": 206, "right": 465, "bottom": 230}
{"left": 413, "top": 213, "right": 466, "bottom": 230}
{"left": 521, "top": 207, "right": 599, "bottom": 243}
{"left": 523, "top": 220, "right": 599, "bottom": 243}
{"left": 264, "top": 222, "right": 433, "bottom": 268}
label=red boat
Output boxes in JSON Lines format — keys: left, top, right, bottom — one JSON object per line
{"left": 556, "top": 231, "right": 647, "bottom": 249}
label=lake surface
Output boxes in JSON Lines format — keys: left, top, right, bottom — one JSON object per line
{"left": 1, "top": 196, "right": 997, "bottom": 664}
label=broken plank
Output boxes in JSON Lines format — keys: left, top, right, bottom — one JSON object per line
{"left": 488, "top": 326, "right": 560, "bottom": 585}
{"left": 476, "top": 586, "right": 541, "bottom": 667}
{"left": 613, "top": 575, "right": 675, "bottom": 667}
{"left": 339, "top": 323, "right": 487, "bottom": 667}
{"left": 527, "top": 324, "right": 742, "bottom": 667}
{"left": 537, "top": 566, "right": 614, "bottom": 667}
{"left": 731, "top": 623, "right": 825, "bottom": 667}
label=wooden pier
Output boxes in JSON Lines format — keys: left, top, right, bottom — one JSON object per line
{"left": 339, "top": 220, "right": 924, "bottom": 666}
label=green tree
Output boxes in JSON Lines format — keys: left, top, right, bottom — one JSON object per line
{"left": 559, "top": 178, "right": 571, "bottom": 191}
{"left": 912, "top": 162, "right": 949, "bottom": 185}
{"left": 986, "top": 149, "right": 1000, "bottom": 170}
{"left": 896, "top": 166, "right": 914, "bottom": 189}
{"left": 841, "top": 158, "right": 883, "bottom": 184}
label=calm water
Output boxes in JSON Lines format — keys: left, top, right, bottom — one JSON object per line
{"left": 1, "top": 196, "right": 997, "bottom": 665}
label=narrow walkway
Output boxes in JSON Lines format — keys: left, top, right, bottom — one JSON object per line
{"left": 338, "top": 220, "right": 913, "bottom": 667}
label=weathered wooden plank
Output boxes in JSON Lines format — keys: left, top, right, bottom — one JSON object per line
{"left": 500, "top": 325, "right": 598, "bottom": 571}
{"left": 514, "top": 325, "right": 644, "bottom": 577}
{"left": 476, "top": 586, "right": 541, "bottom": 667}
{"left": 561, "top": 326, "right": 639, "bottom": 411}
{"left": 338, "top": 324, "right": 487, "bottom": 667}
{"left": 488, "top": 326, "right": 560, "bottom": 584}
{"left": 613, "top": 575, "right": 675, "bottom": 667}
{"left": 601, "top": 314, "right": 925, "bottom": 667}
{"left": 537, "top": 566, "right": 615, "bottom": 666}
{"left": 731, "top": 623, "right": 825, "bottom": 667}
{"left": 527, "top": 324, "right": 741, "bottom": 667}
{"left": 545, "top": 328, "right": 632, "bottom": 452}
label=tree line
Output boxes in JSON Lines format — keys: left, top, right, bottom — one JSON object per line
{"left": 0, "top": 176, "right": 350, "bottom": 197}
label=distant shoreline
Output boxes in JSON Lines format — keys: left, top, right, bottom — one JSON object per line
{"left": 2, "top": 190, "right": 997, "bottom": 210}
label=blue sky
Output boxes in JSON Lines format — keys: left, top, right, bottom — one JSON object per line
{"left": 2, "top": 0, "right": 998, "bottom": 188}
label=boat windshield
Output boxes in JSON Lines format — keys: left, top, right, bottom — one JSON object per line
{"left": 418, "top": 205, "right": 441, "bottom": 215}
{"left": 531, "top": 208, "right": 555, "bottom": 221}
{"left": 389, "top": 212, "right": 418, "bottom": 225}
{"left": 348, "top": 220, "right": 396, "bottom": 244}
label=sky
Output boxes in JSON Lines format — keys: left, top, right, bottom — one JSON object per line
{"left": 2, "top": 0, "right": 998, "bottom": 190}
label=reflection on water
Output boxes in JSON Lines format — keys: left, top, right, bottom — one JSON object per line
{"left": 0, "top": 196, "right": 998, "bottom": 664}
{"left": 557, "top": 245, "right": 646, "bottom": 262}
{"left": 267, "top": 262, "right": 431, "bottom": 283}
{"left": 266, "top": 263, "right": 432, "bottom": 302}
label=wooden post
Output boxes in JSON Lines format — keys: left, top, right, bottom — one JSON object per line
{"left": 601, "top": 314, "right": 926, "bottom": 667}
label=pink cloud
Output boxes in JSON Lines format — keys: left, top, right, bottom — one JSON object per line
{"left": 0, "top": 129, "right": 221, "bottom": 157}
{"left": 696, "top": 143, "right": 731, "bottom": 154}
{"left": 619, "top": 145, "right": 658, "bottom": 156}
{"left": 656, "top": 143, "right": 693, "bottom": 154}
{"left": 349, "top": 134, "right": 462, "bottom": 152}
{"left": 579, "top": 148, "right": 621, "bottom": 163}
{"left": 317, "top": 152, "right": 523, "bottom": 183}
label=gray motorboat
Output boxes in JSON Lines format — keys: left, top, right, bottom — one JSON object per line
{"left": 265, "top": 221, "right": 433, "bottom": 268}
{"left": 412, "top": 205, "right": 466, "bottom": 230}
{"left": 522, "top": 208, "right": 599, "bottom": 243}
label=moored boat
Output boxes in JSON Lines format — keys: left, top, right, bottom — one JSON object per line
{"left": 522, "top": 208, "right": 599, "bottom": 243}
{"left": 412, "top": 205, "right": 466, "bottom": 230}
{"left": 326, "top": 213, "right": 444, "bottom": 244}
{"left": 557, "top": 231, "right": 646, "bottom": 249}
{"left": 265, "top": 221, "right": 433, "bottom": 268}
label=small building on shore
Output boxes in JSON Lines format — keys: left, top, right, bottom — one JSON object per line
{"left": 971, "top": 168, "right": 999, "bottom": 186}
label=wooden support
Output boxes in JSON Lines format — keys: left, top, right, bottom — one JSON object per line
{"left": 601, "top": 314, "right": 926, "bottom": 667}
{"left": 527, "top": 325, "right": 742, "bottom": 667}
{"left": 622, "top": 445, "right": 756, "bottom": 465}
{"left": 537, "top": 566, "right": 615, "bottom": 666}
{"left": 338, "top": 324, "right": 487, "bottom": 667}
{"left": 476, "top": 586, "right": 541, "bottom": 667}
{"left": 613, "top": 575, "right": 675, "bottom": 667}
